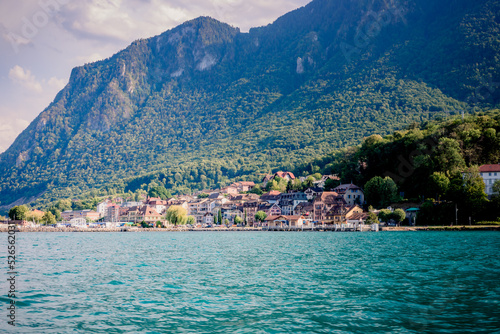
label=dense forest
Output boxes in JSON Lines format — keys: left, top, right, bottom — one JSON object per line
{"left": 0, "top": 0, "right": 499, "bottom": 212}
{"left": 295, "top": 109, "right": 500, "bottom": 223}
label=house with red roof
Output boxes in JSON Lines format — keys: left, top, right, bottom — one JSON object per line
{"left": 479, "top": 164, "right": 500, "bottom": 196}
{"left": 261, "top": 171, "right": 295, "bottom": 186}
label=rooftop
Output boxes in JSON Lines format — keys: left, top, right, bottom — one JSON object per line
{"left": 479, "top": 164, "right": 500, "bottom": 173}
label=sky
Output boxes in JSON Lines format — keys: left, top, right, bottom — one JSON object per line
{"left": 0, "top": 0, "right": 311, "bottom": 153}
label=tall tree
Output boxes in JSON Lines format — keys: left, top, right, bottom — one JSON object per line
{"left": 217, "top": 209, "right": 222, "bottom": 225}
{"left": 166, "top": 206, "right": 187, "bottom": 226}
{"left": 365, "top": 177, "right": 399, "bottom": 208}
{"left": 8, "top": 205, "right": 29, "bottom": 221}
{"left": 42, "top": 211, "right": 57, "bottom": 225}
{"left": 255, "top": 211, "right": 267, "bottom": 225}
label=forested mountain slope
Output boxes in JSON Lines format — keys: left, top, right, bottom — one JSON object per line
{"left": 0, "top": 0, "right": 499, "bottom": 208}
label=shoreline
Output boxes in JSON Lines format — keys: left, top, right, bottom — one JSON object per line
{"left": 0, "top": 226, "right": 499, "bottom": 232}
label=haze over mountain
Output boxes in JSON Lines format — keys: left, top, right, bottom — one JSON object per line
{"left": 1, "top": 0, "right": 499, "bottom": 209}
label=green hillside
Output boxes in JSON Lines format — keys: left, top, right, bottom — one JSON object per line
{"left": 296, "top": 109, "right": 500, "bottom": 223}
{"left": 0, "top": 0, "right": 499, "bottom": 210}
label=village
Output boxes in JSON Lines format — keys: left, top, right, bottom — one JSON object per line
{"left": 6, "top": 163, "right": 500, "bottom": 231}
{"left": 28, "top": 171, "right": 377, "bottom": 230}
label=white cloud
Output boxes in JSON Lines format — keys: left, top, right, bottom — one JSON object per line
{"left": 60, "top": 0, "right": 190, "bottom": 42}
{"left": 8, "top": 65, "right": 67, "bottom": 95}
{"left": 8, "top": 65, "right": 43, "bottom": 93}
{"left": 75, "top": 52, "right": 105, "bottom": 64}
{"left": 0, "top": 116, "right": 30, "bottom": 153}
{"left": 47, "top": 76, "right": 67, "bottom": 90}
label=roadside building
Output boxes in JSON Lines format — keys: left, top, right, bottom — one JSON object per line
{"left": 265, "top": 215, "right": 312, "bottom": 228}
{"left": 479, "top": 164, "right": 500, "bottom": 196}
{"left": 61, "top": 210, "right": 100, "bottom": 222}
{"left": 333, "top": 183, "right": 365, "bottom": 206}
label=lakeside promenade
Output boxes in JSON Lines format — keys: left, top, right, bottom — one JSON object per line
{"left": 1, "top": 225, "right": 499, "bottom": 232}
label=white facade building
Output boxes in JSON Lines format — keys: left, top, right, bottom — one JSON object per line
{"left": 479, "top": 164, "right": 500, "bottom": 196}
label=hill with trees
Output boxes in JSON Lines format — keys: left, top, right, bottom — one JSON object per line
{"left": 295, "top": 109, "right": 500, "bottom": 223}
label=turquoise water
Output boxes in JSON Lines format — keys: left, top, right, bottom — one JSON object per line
{"left": 1, "top": 231, "right": 499, "bottom": 333}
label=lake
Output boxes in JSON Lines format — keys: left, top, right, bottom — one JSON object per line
{"left": 1, "top": 231, "right": 499, "bottom": 333}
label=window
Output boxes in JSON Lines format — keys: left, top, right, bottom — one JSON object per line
{"left": 489, "top": 173, "right": 492, "bottom": 176}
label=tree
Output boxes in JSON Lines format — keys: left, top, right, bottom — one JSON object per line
{"left": 312, "top": 173, "right": 322, "bottom": 180}
{"left": 462, "top": 166, "right": 488, "bottom": 212}
{"left": 217, "top": 209, "right": 222, "bottom": 225}
{"left": 429, "top": 172, "right": 450, "bottom": 199}
{"left": 187, "top": 216, "right": 196, "bottom": 225}
{"left": 255, "top": 211, "right": 267, "bottom": 225}
{"left": 42, "top": 211, "right": 57, "bottom": 225}
{"left": 391, "top": 209, "right": 406, "bottom": 226}
{"left": 224, "top": 218, "right": 229, "bottom": 227}
{"left": 304, "top": 176, "right": 315, "bottom": 188}
{"left": 234, "top": 215, "right": 243, "bottom": 225}
{"left": 324, "top": 178, "right": 339, "bottom": 191}
{"left": 434, "top": 138, "right": 466, "bottom": 173}
{"left": 365, "top": 176, "right": 399, "bottom": 208}
{"left": 8, "top": 205, "right": 29, "bottom": 220}
{"left": 366, "top": 212, "right": 380, "bottom": 225}
{"left": 378, "top": 209, "right": 392, "bottom": 223}
{"left": 197, "top": 193, "right": 209, "bottom": 199}
{"left": 249, "top": 185, "right": 263, "bottom": 195}
{"left": 56, "top": 199, "right": 72, "bottom": 212}
{"left": 48, "top": 206, "right": 62, "bottom": 221}
{"left": 213, "top": 214, "right": 217, "bottom": 225}
{"left": 492, "top": 180, "right": 500, "bottom": 197}
{"left": 165, "top": 206, "right": 187, "bottom": 226}
{"left": 148, "top": 185, "right": 172, "bottom": 200}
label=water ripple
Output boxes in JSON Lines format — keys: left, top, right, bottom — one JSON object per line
{"left": 0, "top": 231, "right": 498, "bottom": 333}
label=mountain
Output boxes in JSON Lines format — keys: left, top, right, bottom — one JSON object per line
{"left": 1, "top": 0, "right": 499, "bottom": 209}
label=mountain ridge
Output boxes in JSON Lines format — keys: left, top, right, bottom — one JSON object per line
{"left": 1, "top": 0, "right": 499, "bottom": 209}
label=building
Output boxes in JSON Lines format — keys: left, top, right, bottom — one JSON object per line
{"left": 325, "top": 205, "right": 364, "bottom": 223}
{"left": 313, "top": 175, "right": 340, "bottom": 188}
{"left": 304, "top": 187, "right": 323, "bottom": 200}
{"left": 146, "top": 198, "right": 168, "bottom": 214}
{"left": 96, "top": 200, "right": 111, "bottom": 218}
{"left": 479, "top": 164, "right": 500, "bottom": 196}
{"left": 278, "top": 192, "right": 308, "bottom": 216}
{"left": 203, "top": 213, "right": 214, "bottom": 226}
{"left": 241, "top": 201, "right": 259, "bottom": 225}
{"left": 222, "top": 208, "right": 243, "bottom": 224}
{"left": 61, "top": 210, "right": 100, "bottom": 222}
{"left": 220, "top": 186, "right": 239, "bottom": 195}
{"left": 260, "top": 191, "right": 281, "bottom": 204}
{"left": 128, "top": 206, "right": 162, "bottom": 223}
{"left": 265, "top": 215, "right": 312, "bottom": 228}
{"left": 333, "top": 183, "right": 365, "bottom": 206}
{"left": 258, "top": 202, "right": 282, "bottom": 217}
{"left": 293, "top": 202, "right": 313, "bottom": 217}
{"left": 231, "top": 181, "right": 256, "bottom": 192}
{"left": 347, "top": 212, "right": 369, "bottom": 224}
{"left": 312, "top": 192, "right": 342, "bottom": 222}
{"left": 106, "top": 204, "right": 120, "bottom": 222}
{"left": 188, "top": 199, "right": 217, "bottom": 225}
{"left": 262, "top": 171, "right": 295, "bottom": 186}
